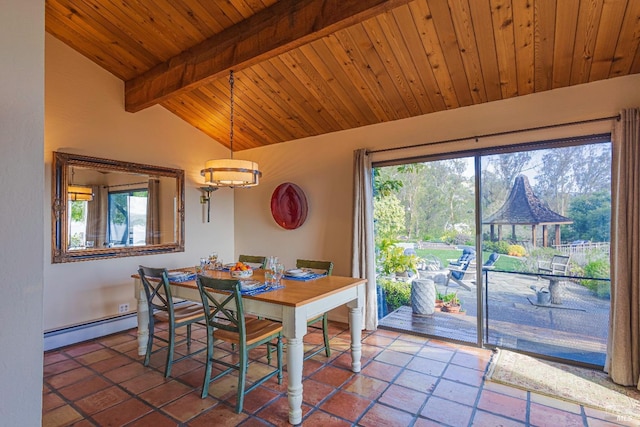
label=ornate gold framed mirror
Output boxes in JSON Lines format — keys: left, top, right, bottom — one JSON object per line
{"left": 52, "top": 152, "right": 185, "bottom": 263}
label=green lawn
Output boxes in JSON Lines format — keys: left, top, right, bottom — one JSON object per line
{"left": 415, "top": 248, "right": 525, "bottom": 271}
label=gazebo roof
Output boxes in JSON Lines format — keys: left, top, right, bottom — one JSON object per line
{"left": 483, "top": 175, "right": 573, "bottom": 226}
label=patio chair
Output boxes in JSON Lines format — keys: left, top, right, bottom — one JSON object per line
{"left": 537, "top": 254, "right": 571, "bottom": 304}
{"left": 537, "top": 254, "right": 570, "bottom": 276}
{"left": 483, "top": 252, "right": 500, "bottom": 270}
{"left": 445, "top": 251, "right": 500, "bottom": 290}
{"left": 447, "top": 247, "right": 476, "bottom": 267}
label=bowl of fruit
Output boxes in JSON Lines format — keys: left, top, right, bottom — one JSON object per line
{"left": 230, "top": 262, "right": 253, "bottom": 278}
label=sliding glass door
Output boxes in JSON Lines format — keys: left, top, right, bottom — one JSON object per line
{"left": 481, "top": 142, "right": 611, "bottom": 366}
{"left": 375, "top": 136, "right": 611, "bottom": 366}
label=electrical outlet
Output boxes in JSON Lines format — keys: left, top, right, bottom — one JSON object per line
{"left": 118, "top": 303, "right": 129, "bottom": 313}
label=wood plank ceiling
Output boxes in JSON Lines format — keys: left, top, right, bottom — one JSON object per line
{"left": 46, "top": 0, "right": 640, "bottom": 151}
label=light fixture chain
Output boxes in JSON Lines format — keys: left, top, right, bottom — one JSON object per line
{"left": 229, "top": 70, "right": 234, "bottom": 159}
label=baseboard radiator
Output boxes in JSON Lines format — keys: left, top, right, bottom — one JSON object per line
{"left": 44, "top": 313, "right": 138, "bottom": 351}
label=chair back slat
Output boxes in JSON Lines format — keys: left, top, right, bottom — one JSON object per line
{"left": 238, "top": 255, "right": 267, "bottom": 268}
{"left": 196, "top": 276, "right": 246, "bottom": 339}
{"left": 138, "top": 266, "right": 174, "bottom": 316}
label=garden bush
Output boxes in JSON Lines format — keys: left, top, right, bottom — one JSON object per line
{"left": 507, "top": 244, "right": 527, "bottom": 257}
{"left": 581, "top": 259, "right": 611, "bottom": 299}
{"left": 378, "top": 278, "right": 411, "bottom": 312}
{"left": 483, "top": 240, "right": 510, "bottom": 255}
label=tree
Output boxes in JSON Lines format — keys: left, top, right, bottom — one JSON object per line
{"left": 373, "top": 194, "right": 405, "bottom": 242}
{"left": 70, "top": 201, "right": 86, "bottom": 222}
{"left": 562, "top": 192, "right": 611, "bottom": 242}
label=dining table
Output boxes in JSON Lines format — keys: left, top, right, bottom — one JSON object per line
{"left": 132, "top": 267, "right": 366, "bottom": 425}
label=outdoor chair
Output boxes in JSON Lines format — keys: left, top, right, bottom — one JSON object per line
{"left": 297, "top": 259, "right": 334, "bottom": 359}
{"left": 445, "top": 251, "right": 500, "bottom": 290}
{"left": 137, "top": 266, "right": 207, "bottom": 378}
{"left": 483, "top": 252, "right": 500, "bottom": 270}
{"left": 447, "top": 247, "right": 476, "bottom": 267}
{"left": 196, "top": 275, "right": 283, "bottom": 413}
{"left": 538, "top": 254, "right": 570, "bottom": 276}
{"left": 536, "top": 254, "right": 571, "bottom": 304}
{"left": 445, "top": 259, "right": 476, "bottom": 290}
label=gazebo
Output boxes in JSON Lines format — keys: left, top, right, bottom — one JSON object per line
{"left": 483, "top": 175, "right": 573, "bottom": 248}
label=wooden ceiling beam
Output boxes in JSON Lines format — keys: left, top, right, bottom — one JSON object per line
{"left": 125, "top": 0, "right": 413, "bottom": 112}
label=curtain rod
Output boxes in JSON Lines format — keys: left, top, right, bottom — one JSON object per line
{"left": 368, "top": 114, "right": 620, "bottom": 155}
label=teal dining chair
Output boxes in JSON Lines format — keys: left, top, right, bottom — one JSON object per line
{"left": 296, "top": 259, "right": 334, "bottom": 359}
{"left": 137, "top": 266, "right": 206, "bottom": 377}
{"left": 196, "top": 275, "right": 283, "bottom": 413}
{"left": 238, "top": 254, "right": 267, "bottom": 268}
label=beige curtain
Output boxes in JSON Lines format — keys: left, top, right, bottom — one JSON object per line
{"left": 606, "top": 108, "right": 640, "bottom": 387}
{"left": 146, "top": 179, "right": 160, "bottom": 244}
{"left": 85, "top": 185, "right": 106, "bottom": 247}
{"left": 352, "top": 148, "right": 378, "bottom": 330}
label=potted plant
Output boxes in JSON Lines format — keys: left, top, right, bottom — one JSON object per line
{"left": 435, "top": 291, "right": 445, "bottom": 310}
{"left": 377, "top": 239, "right": 419, "bottom": 278}
{"left": 442, "top": 291, "right": 462, "bottom": 313}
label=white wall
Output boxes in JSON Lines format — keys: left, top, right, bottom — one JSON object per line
{"left": 0, "top": 1, "right": 44, "bottom": 424}
{"left": 235, "top": 74, "right": 640, "bottom": 322}
{"left": 44, "top": 35, "right": 236, "bottom": 330}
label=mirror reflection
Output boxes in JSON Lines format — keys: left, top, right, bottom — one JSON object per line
{"left": 52, "top": 152, "right": 185, "bottom": 263}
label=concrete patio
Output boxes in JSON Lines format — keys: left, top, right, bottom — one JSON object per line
{"left": 379, "top": 270, "right": 609, "bottom": 366}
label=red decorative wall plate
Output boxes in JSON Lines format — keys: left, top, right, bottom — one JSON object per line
{"left": 270, "top": 182, "right": 308, "bottom": 230}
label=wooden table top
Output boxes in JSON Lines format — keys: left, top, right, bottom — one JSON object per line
{"left": 134, "top": 268, "right": 366, "bottom": 308}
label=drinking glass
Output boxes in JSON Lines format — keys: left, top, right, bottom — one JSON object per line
{"left": 198, "top": 257, "right": 208, "bottom": 274}
{"left": 265, "top": 256, "right": 279, "bottom": 285}
{"left": 274, "top": 263, "right": 285, "bottom": 286}
{"left": 208, "top": 252, "right": 218, "bottom": 268}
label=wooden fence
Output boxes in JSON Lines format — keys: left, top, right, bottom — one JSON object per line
{"left": 553, "top": 242, "right": 610, "bottom": 255}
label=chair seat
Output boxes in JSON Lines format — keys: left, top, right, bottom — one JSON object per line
{"left": 215, "top": 318, "right": 283, "bottom": 346}
{"left": 154, "top": 302, "right": 204, "bottom": 323}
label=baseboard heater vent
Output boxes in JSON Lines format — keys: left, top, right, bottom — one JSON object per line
{"left": 44, "top": 313, "right": 138, "bottom": 351}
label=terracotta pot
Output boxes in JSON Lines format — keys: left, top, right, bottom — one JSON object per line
{"left": 435, "top": 299, "right": 444, "bottom": 308}
{"left": 442, "top": 303, "right": 462, "bottom": 313}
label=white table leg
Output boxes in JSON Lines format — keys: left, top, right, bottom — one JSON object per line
{"left": 286, "top": 337, "right": 304, "bottom": 424}
{"left": 348, "top": 304, "right": 363, "bottom": 372}
{"left": 135, "top": 285, "right": 149, "bottom": 356}
{"left": 282, "top": 306, "right": 307, "bottom": 425}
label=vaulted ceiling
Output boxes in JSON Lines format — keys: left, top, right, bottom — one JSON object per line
{"left": 46, "top": 0, "right": 640, "bottom": 151}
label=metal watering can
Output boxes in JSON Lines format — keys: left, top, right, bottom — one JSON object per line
{"left": 530, "top": 285, "right": 551, "bottom": 305}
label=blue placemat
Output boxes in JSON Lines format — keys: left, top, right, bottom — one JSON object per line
{"left": 283, "top": 272, "right": 327, "bottom": 281}
{"left": 168, "top": 272, "right": 197, "bottom": 282}
{"left": 241, "top": 283, "right": 285, "bottom": 296}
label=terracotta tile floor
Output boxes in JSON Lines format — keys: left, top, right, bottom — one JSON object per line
{"left": 43, "top": 322, "right": 637, "bottom": 426}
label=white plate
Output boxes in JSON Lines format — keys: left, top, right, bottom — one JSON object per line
{"left": 286, "top": 269, "right": 308, "bottom": 277}
{"left": 240, "top": 280, "right": 263, "bottom": 291}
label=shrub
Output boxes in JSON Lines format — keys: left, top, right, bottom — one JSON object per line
{"left": 507, "top": 244, "right": 527, "bottom": 257}
{"left": 581, "top": 259, "right": 611, "bottom": 299}
{"left": 376, "top": 239, "right": 419, "bottom": 275}
{"left": 483, "top": 240, "right": 510, "bottom": 255}
{"left": 378, "top": 278, "right": 411, "bottom": 312}
{"left": 441, "top": 230, "right": 473, "bottom": 246}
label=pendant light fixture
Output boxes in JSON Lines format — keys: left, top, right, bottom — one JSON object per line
{"left": 200, "top": 70, "right": 261, "bottom": 188}
{"left": 68, "top": 168, "right": 94, "bottom": 201}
